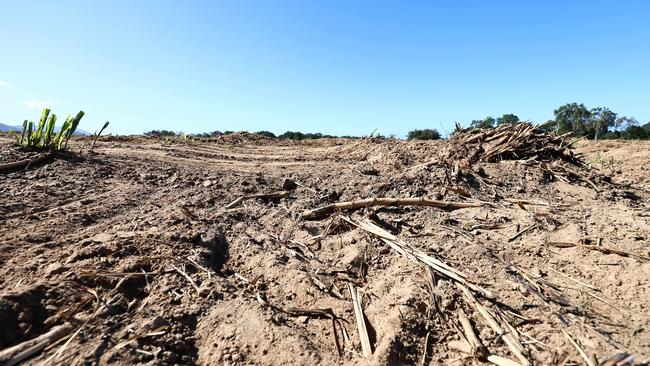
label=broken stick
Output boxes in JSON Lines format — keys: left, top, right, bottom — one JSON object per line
{"left": 0, "top": 152, "right": 54, "bottom": 174}
{"left": 302, "top": 197, "right": 482, "bottom": 219}
{"left": 0, "top": 323, "right": 73, "bottom": 366}
{"left": 348, "top": 283, "right": 372, "bottom": 358}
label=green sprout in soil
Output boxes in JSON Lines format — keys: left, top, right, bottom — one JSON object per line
{"left": 18, "top": 108, "right": 84, "bottom": 150}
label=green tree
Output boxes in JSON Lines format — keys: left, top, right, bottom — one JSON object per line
{"left": 470, "top": 116, "right": 495, "bottom": 129}
{"left": 615, "top": 116, "right": 638, "bottom": 130}
{"left": 621, "top": 125, "right": 649, "bottom": 140}
{"left": 407, "top": 128, "right": 441, "bottom": 140}
{"left": 553, "top": 103, "right": 591, "bottom": 135}
{"left": 255, "top": 130, "right": 276, "bottom": 138}
{"left": 496, "top": 113, "right": 520, "bottom": 125}
{"left": 588, "top": 107, "right": 617, "bottom": 140}
{"left": 644, "top": 121, "right": 650, "bottom": 133}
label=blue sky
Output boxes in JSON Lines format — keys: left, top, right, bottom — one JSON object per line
{"left": 1, "top": 0, "right": 649, "bottom": 137}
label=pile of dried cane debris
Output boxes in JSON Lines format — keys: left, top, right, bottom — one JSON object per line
{"left": 444, "top": 123, "right": 583, "bottom": 168}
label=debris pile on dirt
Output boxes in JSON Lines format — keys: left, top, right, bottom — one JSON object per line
{"left": 214, "top": 132, "right": 273, "bottom": 144}
{"left": 444, "top": 123, "right": 583, "bottom": 168}
{"left": 0, "top": 134, "right": 648, "bottom": 365}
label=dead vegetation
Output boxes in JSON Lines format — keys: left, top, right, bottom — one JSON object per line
{"left": 0, "top": 131, "right": 648, "bottom": 365}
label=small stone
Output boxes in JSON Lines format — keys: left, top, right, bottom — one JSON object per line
{"left": 91, "top": 232, "right": 113, "bottom": 243}
{"left": 281, "top": 178, "right": 297, "bottom": 190}
{"left": 45, "top": 263, "right": 68, "bottom": 276}
{"left": 203, "top": 180, "right": 212, "bottom": 187}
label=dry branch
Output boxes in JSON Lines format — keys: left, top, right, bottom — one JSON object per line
{"left": 0, "top": 323, "right": 73, "bottom": 366}
{"left": 562, "top": 329, "right": 595, "bottom": 366}
{"left": 0, "top": 152, "right": 54, "bottom": 174}
{"left": 457, "top": 283, "right": 530, "bottom": 366}
{"left": 548, "top": 241, "right": 649, "bottom": 261}
{"left": 458, "top": 310, "right": 488, "bottom": 359}
{"left": 348, "top": 283, "right": 372, "bottom": 358}
{"left": 547, "top": 267, "right": 598, "bottom": 291}
{"left": 343, "top": 216, "right": 493, "bottom": 298}
{"left": 302, "top": 197, "right": 482, "bottom": 219}
{"left": 507, "top": 223, "right": 539, "bottom": 242}
{"left": 171, "top": 264, "right": 201, "bottom": 294}
{"left": 225, "top": 191, "right": 290, "bottom": 209}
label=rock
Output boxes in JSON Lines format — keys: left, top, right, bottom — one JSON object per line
{"left": 91, "top": 232, "right": 113, "bottom": 243}
{"left": 281, "top": 178, "right": 297, "bottom": 190}
{"left": 45, "top": 263, "right": 68, "bottom": 276}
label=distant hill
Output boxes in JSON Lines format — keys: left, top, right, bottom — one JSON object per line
{"left": 0, "top": 122, "right": 89, "bottom": 135}
{"left": 0, "top": 123, "right": 21, "bottom": 132}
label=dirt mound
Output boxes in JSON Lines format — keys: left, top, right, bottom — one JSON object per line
{"left": 214, "top": 132, "right": 273, "bottom": 144}
{"left": 0, "top": 136, "right": 648, "bottom": 365}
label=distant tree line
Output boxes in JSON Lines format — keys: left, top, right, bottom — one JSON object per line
{"left": 461, "top": 104, "right": 650, "bottom": 140}
{"left": 144, "top": 103, "right": 650, "bottom": 141}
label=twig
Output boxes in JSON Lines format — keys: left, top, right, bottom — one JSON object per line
{"left": 508, "top": 223, "right": 539, "bottom": 242}
{"left": 548, "top": 241, "right": 649, "bottom": 261}
{"left": 225, "top": 191, "right": 290, "bottom": 209}
{"left": 344, "top": 216, "right": 492, "bottom": 298}
{"left": 302, "top": 197, "right": 482, "bottom": 219}
{"left": 0, "top": 152, "right": 54, "bottom": 174}
{"left": 419, "top": 332, "right": 430, "bottom": 366}
{"left": 457, "top": 283, "right": 530, "bottom": 366}
{"left": 458, "top": 310, "right": 488, "bottom": 359}
{"left": 347, "top": 283, "right": 372, "bottom": 358}
{"left": 547, "top": 267, "right": 598, "bottom": 291}
{"left": 171, "top": 264, "right": 201, "bottom": 294}
{"left": 503, "top": 198, "right": 550, "bottom": 207}
{"left": 449, "top": 339, "right": 524, "bottom": 366}
{"left": 0, "top": 323, "right": 73, "bottom": 366}
{"left": 562, "top": 329, "right": 595, "bottom": 366}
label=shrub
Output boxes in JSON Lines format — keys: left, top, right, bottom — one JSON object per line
{"left": 145, "top": 130, "right": 176, "bottom": 137}
{"left": 407, "top": 128, "right": 441, "bottom": 140}
{"left": 255, "top": 131, "right": 276, "bottom": 138}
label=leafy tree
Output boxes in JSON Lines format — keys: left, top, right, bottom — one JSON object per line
{"left": 615, "top": 116, "right": 638, "bottom": 131}
{"left": 407, "top": 128, "right": 441, "bottom": 140}
{"left": 470, "top": 116, "right": 495, "bottom": 129}
{"left": 145, "top": 130, "right": 176, "bottom": 137}
{"left": 554, "top": 103, "right": 591, "bottom": 135}
{"left": 496, "top": 113, "right": 520, "bottom": 125}
{"left": 588, "top": 107, "right": 617, "bottom": 140}
{"left": 621, "top": 125, "right": 649, "bottom": 140}
{"left": 255, "top": 130, "right": 276, "bottom": 138}
{"left": 279, "top": 131, "right": 301, "bottom": 140}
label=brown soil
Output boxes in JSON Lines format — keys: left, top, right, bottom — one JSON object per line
{"left": 0, "top": 134, "right": 648, "bottom": 365}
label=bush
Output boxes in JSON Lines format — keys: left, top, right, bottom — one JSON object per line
{"left": 278, "top": 131, "right": 334, "bottom": 140}
{"left": 255, "top": 131, "right": 276, "bottom": 138}
{"left": 145, "top": 130, "right": 176, "bottom": 137}
{"left": 407, "top": 129, "right": 441, "bottom": 140}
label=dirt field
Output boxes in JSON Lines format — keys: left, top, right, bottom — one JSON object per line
{"left": 0, "top": 134, "right": 648, "bottom": 365}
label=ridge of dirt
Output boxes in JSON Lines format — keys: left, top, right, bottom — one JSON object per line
{"left": 0, "top": 135, "right": 648, "bottom": 365}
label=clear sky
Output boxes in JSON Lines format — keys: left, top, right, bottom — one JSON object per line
{"left": 1, "top": 0, "right": 649, "bottom": 137}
